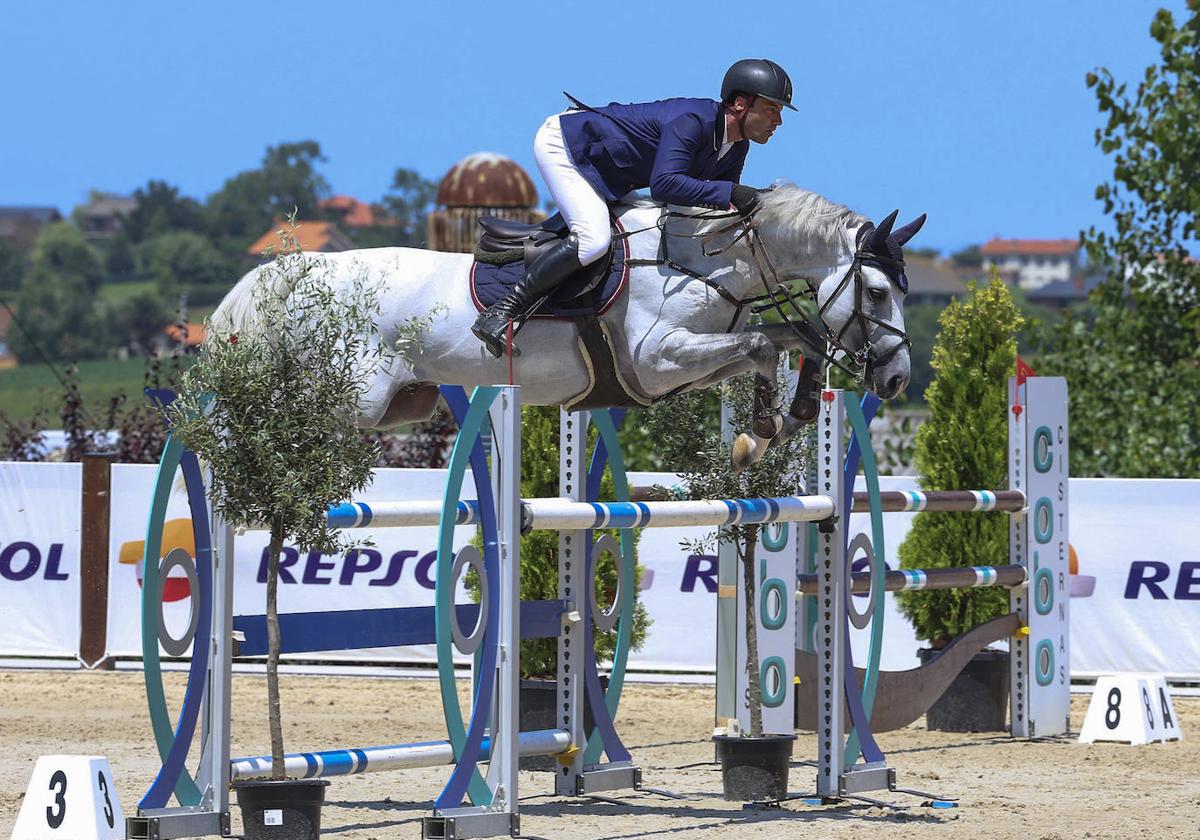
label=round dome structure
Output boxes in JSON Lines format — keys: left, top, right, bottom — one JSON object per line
{"left": 437, "top": 152, "right": 538, "bottom": 208}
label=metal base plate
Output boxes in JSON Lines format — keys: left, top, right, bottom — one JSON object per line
{"left": 421, "top": 810, "right": 518, "bottom": 840}
{"left": 839, "top": 763, "right": 896, "bottom": 796}
{"left": 126, "top": 811, "right": 230, "bottom": 840}
{"left": 575, "top": 763, "right": 642, "bottom": 796}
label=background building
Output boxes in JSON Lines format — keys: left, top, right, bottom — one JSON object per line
{"left": 980, "top": 237, "right": 1081, "bottom": 290}
{"left": 427, "top": 153, "right": 543, "bottom": 254}
{"left": 0, "top": 206, "right": 62, "bottom": 250}
{"left": 245, "top": 220, "right": 355, "bottom": 261}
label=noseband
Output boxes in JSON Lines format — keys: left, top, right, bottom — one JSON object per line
{"left": 814, "top": 244, "right": 912, "bottom": 374}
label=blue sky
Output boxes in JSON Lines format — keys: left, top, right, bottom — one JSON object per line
{"left": 2, "top": 1, "right": 1184, "bottom": 254}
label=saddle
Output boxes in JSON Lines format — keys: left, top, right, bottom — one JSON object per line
{"left": 474, "top": 211, "right": 616, "bottom": 304}
{"left": 470, "top": 213, "right": 647, "bottom": 411}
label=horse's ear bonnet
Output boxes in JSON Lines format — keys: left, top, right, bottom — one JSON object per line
{"left": 892, "top": 214, "right": 927, "bottom": 247}
{"left": 858, "top": 210, "right": 928, "bottom": 294}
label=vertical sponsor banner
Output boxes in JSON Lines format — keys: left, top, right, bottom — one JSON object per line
{"left": 735, "top": 522, "right": 797, "bottom": 734}
{"left": 1010, "top": 376, "right": 1070, "bottom": 737}
{"left": 106, "top": 466, "right": 478, "bottom": 663}
{"left": 0, "top": 462, "right": 82, "bottom": 656}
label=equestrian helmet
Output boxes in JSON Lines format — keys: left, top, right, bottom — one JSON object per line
{"left": 721, "top": 58, "right": 797, "bottom": 110}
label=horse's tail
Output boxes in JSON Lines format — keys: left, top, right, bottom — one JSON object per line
{"left": 209, "top": 257, "right": 299, "bottom": 340}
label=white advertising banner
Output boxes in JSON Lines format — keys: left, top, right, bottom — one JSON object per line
{"left": 1068, "top": 478, "right": 1200, "bottom": 679}
{"left": 106, "top": 465, "right": 479, "bottom": 664}
{"left": 0, "top": 462, "right": 82, "bottom": 657}
{"left": 0, "top": 458, "right": 1193, "bottom": 678}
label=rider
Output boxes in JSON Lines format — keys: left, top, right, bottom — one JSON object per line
{"left": 471, "top": 58, "right": 796, "bottom": 357}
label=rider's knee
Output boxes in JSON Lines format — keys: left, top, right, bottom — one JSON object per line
{"left": 575, "top": 225, "right": 612, "bottom": 266}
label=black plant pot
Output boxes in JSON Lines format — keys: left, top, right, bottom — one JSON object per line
{"left": 712, "top": 733, "right": 796, "bottom": 802}
{"left": 917, "top": 647, "right": 1010, "bottom": 732}
{"left": 519, "top": 676, "right": 608, "bottom": 771}
{"left": 233, "top": 779, "right": 329, "bottom": 840}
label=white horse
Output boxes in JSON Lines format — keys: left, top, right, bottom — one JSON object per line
{"left": 213, "top": 184, "right": 925, "bottom": 469}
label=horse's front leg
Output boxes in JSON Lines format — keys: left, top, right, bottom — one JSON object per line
{"left": 773, "top": 354, "right": 825, "bottom": 446}
{"left": 653, "top": 329, "right": 780, "bottom": 388}
{"left": 730, "top": 373, "right": 786, "bottom": 473}
{"left": 649, "top": 330, "right": 787, "bottom": 472}
{"left": 741, "top": 322, "right": 827, "bottom": 448}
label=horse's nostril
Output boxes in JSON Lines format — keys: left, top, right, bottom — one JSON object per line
{"left": 887, "top": 374, "right": 908, "bottom": 396}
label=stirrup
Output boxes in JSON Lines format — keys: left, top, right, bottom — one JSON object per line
{"left": 472, "top": 314, "right": 524, "bottom": 359}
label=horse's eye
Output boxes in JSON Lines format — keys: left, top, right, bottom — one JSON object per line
{"left": 868, "top": 287, "right": 889, "bottom": 304}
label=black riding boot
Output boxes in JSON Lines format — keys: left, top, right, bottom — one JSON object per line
{"left": 472, "top": 235, "right": 583, "bottom": 358}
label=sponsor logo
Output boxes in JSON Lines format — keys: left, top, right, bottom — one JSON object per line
{"left": 0, "top": 542, "right": 69, "bottom": 582}
{"left": 119, "top": 518, "right": 195, "bottom": 602}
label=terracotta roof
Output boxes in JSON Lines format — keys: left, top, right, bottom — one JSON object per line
{"left": 246, "top": 221, "right": 356, "bottom": 256}
{"left": 980, "top": 238, "right": 1079, "bottom": 256}
{"left": 320, "top": 195, "right": 386, "bottom": 227}
{"left": 163, "top": 323, "right": 206, "bottom": 347}
{"left": 438, "top": 152, "right": 538, "bottom": 208}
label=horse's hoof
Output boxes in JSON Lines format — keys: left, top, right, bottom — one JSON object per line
{"left": 731, "top": 433, "right": 758, "bottom": 473}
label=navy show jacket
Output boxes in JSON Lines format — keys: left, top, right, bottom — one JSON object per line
{"left": 558, "top": 97, "right": 748, "bottom": 209}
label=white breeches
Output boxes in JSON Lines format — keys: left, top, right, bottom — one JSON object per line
{"left": 533, "top": 113, "right": 612, "bottom": 266}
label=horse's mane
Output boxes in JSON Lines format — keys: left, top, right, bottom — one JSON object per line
{"left": 753, "top": 183, "right": 867, "bottom": 241}
{"left": 659, "top": 182, "right": 866, "bottom": 248}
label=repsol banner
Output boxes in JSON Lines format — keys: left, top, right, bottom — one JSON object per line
{"left": 1068, "top": 478, "right": 1200, "bottom": 679}
{"left": 3, "top": 462, "right": 1199, "bottom": 677}
{"left": 104, "top": 466, "right": 479, "bottom": 664}
{"left": 0, "top": 462, "right": 82, "bottom": 657}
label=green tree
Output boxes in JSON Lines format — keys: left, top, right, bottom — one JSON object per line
{"left": 895, "top": 276, "right": 1022, "bottom": 644}
{"left": 139, "top": 231, "right": 231, "bottom": 302}
{"left": 123, "top": 180, "right": 207, "bottom": 244}
{"left": 108, "top": 289, "right": 171, "bottom": 353}
{"left": 641, "top": 371, "right": 813, "bottom": 737}
{"left": 0, "top": 239, "right": 26, "bottom": 293}
{"left": 104, "top": 232, "right": 137, "bottom": 276}
{"left": 9, "top": 223, "right": 108, "bottom": 361}
{"left": 207, "top": 141, "right": 329, "bottom": 244}
{"left": 950, "top": 244, "right": 983, "bottom": 269}
{"left": 381, "top": 167, "right": 437, "bottom": 246}
{"left": 1042, "top": 4, "right": 1200, "bottom": 477}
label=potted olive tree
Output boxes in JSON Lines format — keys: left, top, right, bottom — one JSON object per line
{"left": 641, "top": 369, "right": 811, "bottom": 801}
{"left": 895, "top": 274, "right": 1024, "bottom": 732}
{"left": 165, "top": 227, "right": 386, "bottom": 839}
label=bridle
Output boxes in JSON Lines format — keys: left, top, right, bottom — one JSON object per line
{"left": 620, "top": 206, "right": 912, "bottom": 384}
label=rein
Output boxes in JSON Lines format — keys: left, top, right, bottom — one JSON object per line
{"left": 622, "top": 206, "right": 910, "bottom": 382}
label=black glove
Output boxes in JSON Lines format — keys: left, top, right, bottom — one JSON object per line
{"left": 730, "top": 184, "right": 761, "bottom": 216}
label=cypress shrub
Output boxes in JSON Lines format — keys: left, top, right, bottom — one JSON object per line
{"left": 895, "top": 274, "right": 1023, "bottom": 645}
